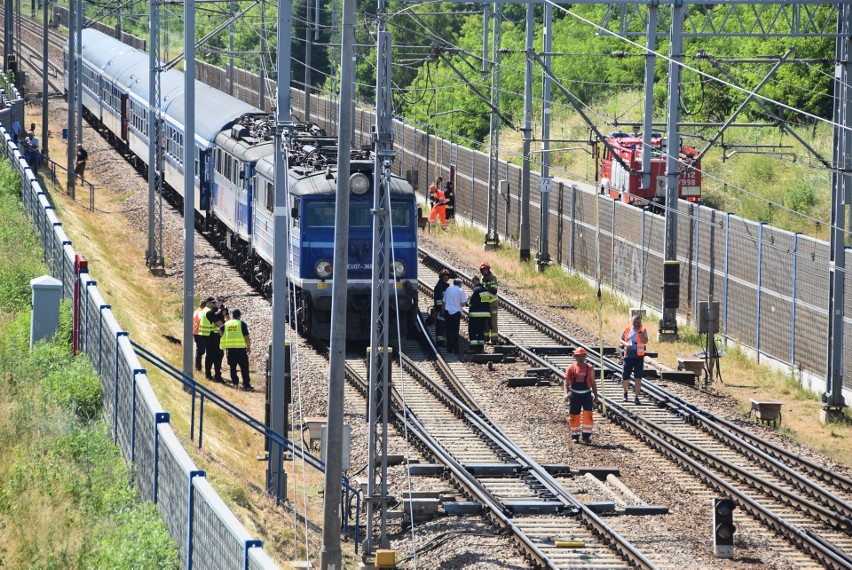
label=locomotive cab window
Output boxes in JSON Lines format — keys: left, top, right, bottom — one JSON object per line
{"left": 305, "top": 200, "right": 335, "bottom": 228}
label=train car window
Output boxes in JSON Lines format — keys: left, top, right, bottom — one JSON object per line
{"left": 265, "top": 182, "right": 273, "bottom": 213}
{"left": 305, "top": 200, "right": 335, "bottom": 228}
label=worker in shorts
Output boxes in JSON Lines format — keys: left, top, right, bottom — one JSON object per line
{"left": 564, "top": 347, "right": 599, "bottom": 444}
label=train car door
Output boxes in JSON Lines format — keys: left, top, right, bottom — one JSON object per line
{"left": 120, "top": 94, "right": 129, "bottom": 140}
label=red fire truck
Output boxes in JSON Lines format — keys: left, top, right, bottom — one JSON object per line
{"left": 598, "top": 132, "right": 701, "bottom": 206}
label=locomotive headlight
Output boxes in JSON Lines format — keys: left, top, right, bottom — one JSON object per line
{"left": 315, "top": 259, "right": 333, "bottom": 279}
{"left": 392, "top": 260, "right": 406, "bottom": 278}
{"left": 349, "top": 172, "right": 370, "bottom": 195}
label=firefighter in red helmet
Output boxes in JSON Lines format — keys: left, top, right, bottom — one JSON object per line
{"left": 479, "top": 262, "right": 498, "bottom": 343}
{"left": 563, "top": 347, "right": 599, "bottom": 444}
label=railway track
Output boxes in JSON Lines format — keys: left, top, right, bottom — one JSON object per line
{"left": 0, "top": 13, "right": 67, "bottom": 96}
{"left": 335, "top": 329, "right": 658, "bottom": 569}
{"left": 418, "top": 249, "right": 852, "bottom": 569}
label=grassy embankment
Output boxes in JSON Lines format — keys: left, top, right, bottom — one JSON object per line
{"left": 428, "top": 221, "right": 852, "bottom": 469}
{"left": 0, "top": 159, "right": 178, "bottom": 567}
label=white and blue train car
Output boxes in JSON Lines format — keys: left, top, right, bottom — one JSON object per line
{"left": 72, "top": 28, "right": 268, "bottom": 216}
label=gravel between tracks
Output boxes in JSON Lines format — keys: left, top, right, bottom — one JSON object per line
{"left": 25, "top": 64, "right": 852, "bottom": 570}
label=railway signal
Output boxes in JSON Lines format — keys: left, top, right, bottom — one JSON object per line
{"left": 713, "top": 498, "right": 736, "bottom": 558}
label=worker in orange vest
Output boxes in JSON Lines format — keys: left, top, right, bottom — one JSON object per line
{"left": 564, "top": 347, "right": 599, "bottom": 444}
{"left": 621, "top": 314, "right": 649, "bottom": 405}
{"left": 428, "top": 184, "right": 448, "bottom": 230}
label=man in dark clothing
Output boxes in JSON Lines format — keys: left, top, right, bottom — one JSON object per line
{"left": 204, "top": 298, "right": 225, "bottom": 382}
{"left": 467, "top": 277, "right": 492, "bottom": 353}
{"left": 75, "top": 144, "right": 88, "bottom": 179}
{"left": 220, "top": 308, "right": 252, "bottom": 390}
{"left": 433, "top": 269, "right": 451, "bottom": 346}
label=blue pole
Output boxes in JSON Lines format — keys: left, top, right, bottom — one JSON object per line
{"left": 755, "top": 222, "right": 766, "bottom": 361}
{"left": 791, "top": 233, "right": 799, "bottom": 366}
{"left": 99, "top": 304, "right": 111, "bottom": 374}
{"left": 187, "top": 470, "right": 205, "bottom": 569}
{"left": 153, "top": 412, "right": 170, "bottom": 503}
{"left": 723, "top": 213, "right": 731, "bottom": 340}
{"left": 114, "top": 331, "right": 127, "bottom": 443}
{"left": 693, "top": 204, "right": 701, "bottom": 317}
{"left": 131, "top": 368, "right": 146, "bottom": 462}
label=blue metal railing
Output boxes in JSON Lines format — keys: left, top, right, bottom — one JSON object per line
{"left": 131, "top": 341, "right": 363, "bottom": 551}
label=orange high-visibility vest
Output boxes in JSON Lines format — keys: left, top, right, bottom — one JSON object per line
{"left": 192, "top": 307, "right": 204, "bottom": 335}
{"left": 622, "top": 326, "right": 647, "bottom": 357}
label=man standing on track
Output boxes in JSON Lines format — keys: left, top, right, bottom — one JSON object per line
{"left": 433, "top": 269, "right": 451, "bottom": 346}
{"left": 467, "top": 276, "right": 492, "bottom": 353}
{"left": 621, "top": 314, "right": 649, "bottom": 405}
{"left": 564, "top": 347, "right": 599, "bottom": 444}
{"left": 442, "top": 279, "right": 467, "bottom": 355}
{"left": 479, "top": 262, "right": 499, "bottom": 344}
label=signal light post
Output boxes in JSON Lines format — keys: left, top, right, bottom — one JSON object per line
{"left": 713, "top": 498, "right": 736, "bottom": 559}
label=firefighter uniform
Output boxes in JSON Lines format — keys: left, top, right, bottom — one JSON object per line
{"left": 434, "top": 270, "right": 451, "bottom": 346}
{"left": 480, "top": 264, "right": 499, "bottom": 344}
{"left": 467, "top": 280, "right": 493, "bottom": 352}
{"left": 564, "top": 349, "right": 598, "bottom": 444}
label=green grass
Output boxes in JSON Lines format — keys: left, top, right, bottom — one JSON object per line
{"left": 0, "top": 156, "right": 178, "bottom": 567}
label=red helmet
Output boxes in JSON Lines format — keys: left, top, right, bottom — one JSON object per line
{"left": 573, "top": 347, "right": 587, "bottom": 356}
{"left": 480, "top": 262, "right": 490, "bottom": 270}
{"left": 440, "top": 269, "right": 450, "bottom": 276}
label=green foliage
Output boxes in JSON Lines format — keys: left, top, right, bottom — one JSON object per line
{"left": 784, "top": 180, "right": 817, "bottom": 213}
{"left": 0, "top": 161, "right": 46, "bottom": 312}
{"left": 0, "top": 171, "right": 178, "bottom": 567}
{"left": 0, "top": 312, "right": 178, "bottom": 568}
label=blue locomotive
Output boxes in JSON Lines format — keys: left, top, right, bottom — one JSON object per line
{"left": 68, "top": 28, "right": 418, "bottom": 341}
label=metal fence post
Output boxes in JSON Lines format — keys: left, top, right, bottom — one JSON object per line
{"left": 693, "top": 203, "right": 701, "bottom": 318}
{"left": 187, "top": 470, "right": 206, "bottom": 569}
{"left": 114, "top": 330, "right": 128, "bottom": 443}
{"left": 153, "top": 412, "right": 170, "bottom": 503}
{"left": 791, "top": 232, "right": 799, "bottom": 366}
{"left": 569, "top": 184, "right": 577, "bottom": 271}
{"left": 610, "top": 199, "right": 616, "bottom": 285}
{"left": 243, "top": 540, "right": 263, "bottom": 570}
{"left": 131, "top": 368, "right": 145, "bottom": 462}
{"left": 755, "top": 222, "right": 766, "bottom": 362}
{"left": 470, "top": 154, "right": 476, "bottom": 224}
{"left": 723, "top": 213, "right": 731, "bottom": 341}
{"left": 99, "top": 304, "right": 111, "bottom": 374}
{"left": 556, "top": 182, "right": 564, "bottom": 265}
{"left": 84, "top": 280, "right": 96, "bottom": 354}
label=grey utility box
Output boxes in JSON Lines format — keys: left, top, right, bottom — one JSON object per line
{"left": 30, "top": 275, "right": 62, "bottom": 349}
{"left": 698, "top": 301, "right": 720, "bottom": 334}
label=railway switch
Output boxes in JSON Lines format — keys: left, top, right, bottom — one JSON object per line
{"left": 713, "top": 498, "right": 736, "bottom": 558}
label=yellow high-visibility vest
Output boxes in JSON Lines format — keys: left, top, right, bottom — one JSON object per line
{"left": 219, "top": 319, "right": 247, "bottom": 349}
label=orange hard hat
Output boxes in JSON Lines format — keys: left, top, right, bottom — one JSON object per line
{"left": 429, "top": 184, "right": 437, "bottom": 191}
{"left": 480, "top": 262, "right": 490, "bottom": 269}
{"left": 573, "top": 347, "right": 587, "bottom": 356}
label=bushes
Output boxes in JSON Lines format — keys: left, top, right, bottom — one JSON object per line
{"left": 0, "top": 157, "right": 177, "bottom": 567}
{"left": 0, "top": 310, "right": 178, "bottom": 568}
{"left": 0, "top": 161, "right": 46, "bottom": 311}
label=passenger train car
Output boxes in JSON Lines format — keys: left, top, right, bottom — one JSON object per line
{"left": 68, "top": 28, "right": 418, "bottom": 341}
